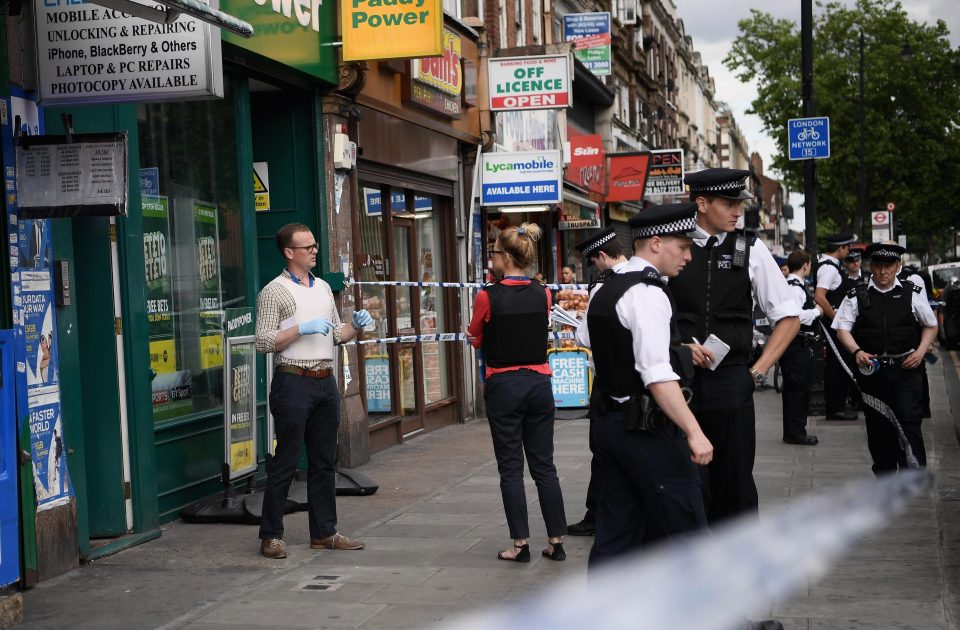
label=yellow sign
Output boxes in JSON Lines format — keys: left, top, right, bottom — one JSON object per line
{"left": 342, "top": 0, "right": 444, "bottom": 61}
{"left": 231, "top": 440, "right": 254, "bottom": 472}
{"left": 199, "top": 334, "right": 224, "bottom": 369}
{"left": 413, "top": 29, "right": 462, "bottom": 96}
{"left": 253, "top": 161, "right": 270, "bottom": 212}
{"left": 149, "top": 338, "right": 177, "bottom": 374}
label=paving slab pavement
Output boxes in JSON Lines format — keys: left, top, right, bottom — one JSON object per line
{"left": 20, "top": 359, "right": 960, "bottom": 629}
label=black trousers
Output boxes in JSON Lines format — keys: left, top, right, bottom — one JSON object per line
{"left": 259, "top": 371, "right": 340, "bottom": 541}
{"left": 690, "top": 364, "right": 759, "bottom": 525}
{"left": 780, "top": 340, "right": 813, "bottom": 439}
{"left": 858, "top": 364, "right": 926, "bottom": 475}
{"left": 823, "top": 325, "right": 854, "bottom": 414}
{"left": 588, "top": 395, "right": 706, "bottom": 571}
{"left": 484, "top": 370, "right": 567, "bottom": 540}
{"left": 582, "top": 413, "right": 600, "bottom": 523}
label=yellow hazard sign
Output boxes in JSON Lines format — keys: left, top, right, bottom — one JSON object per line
{"left": 253, "top": 162, "right": 270, "bottom": 212}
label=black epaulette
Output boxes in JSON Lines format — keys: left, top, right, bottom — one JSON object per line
{"left": 787, "top": 278, "right": 803, "bottom": 288}
{"left": 846, "top": 287, "right": 858, "bottom": 298}
{"left": 904, "top": 281, "right": 921, "bottom": 294}
{"left": 854, "top": 282, "right": 871, "bottom": 309}
{"left": 640, "top": 266, "right": 664, "bottom": 287}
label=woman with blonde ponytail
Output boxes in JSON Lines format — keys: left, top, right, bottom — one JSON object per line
{"left": 467, "top": 222, "right": 567, "bottom": 563}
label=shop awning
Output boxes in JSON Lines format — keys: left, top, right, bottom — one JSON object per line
{"left": 91, "top": 0, "right": 254, "bottom": 38}
{"left": 562, "top": 188, "right": 600, "bottom": 211}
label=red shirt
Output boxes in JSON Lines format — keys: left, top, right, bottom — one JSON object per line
{"left": 468, "top": 278, "right": 553, "bottom": 378}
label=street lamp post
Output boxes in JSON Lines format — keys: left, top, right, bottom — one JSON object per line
{"left": 858, "top": 30, "right": 866, "bottom": 241}
{"left": 801, "top": 0, "right": 816, "bottom": 253}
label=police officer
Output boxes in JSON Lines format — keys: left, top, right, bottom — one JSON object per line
{"left": 897, "top": 259, "right": 935, "bottom": 419}
{"left": 781, "top": 249, "right": 821, "bottom": 445}
{"left": 581, "top": 203, "right": 713, "bottom": 570}
{"left": 814, "top": 233, "right": 860, "bottom": 420}
{"left": 567, "top": 227, "right": 629, "bottom": 537}
{"left": 844, "top": 248, "right": 868, "bottom": 284}
{"left": 833, "top": 242, "right": 938, "bottom": 475}
{"left": 670, "top": 168, "right": 800, "bottom": 525}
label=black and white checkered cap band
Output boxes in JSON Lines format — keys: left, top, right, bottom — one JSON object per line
{"left": 828, "top": 236, "right": 857, "bottom": 246}
{"left": 868, "top": 248, "right": 902, "bottom": 259}
{"left": 631, "top": 214, "right": 698, "bottom": 239}
{"left": 581, "top": 232, "right": 617, "bottom": 255}
{"left": 689, "top": 178, "right": 747, "bottom": 193}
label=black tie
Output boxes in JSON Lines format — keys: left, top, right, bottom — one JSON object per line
{"left": 705, "top": 236, "right": 718, "bottom": 250}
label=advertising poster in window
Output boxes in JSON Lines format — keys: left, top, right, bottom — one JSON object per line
{"left": 19, "top": 218, "right": 59, "bottom": 388}
{"left": 143, "top": 195, "right": 175, "bottom": 374}
{"left": 28, "top": 389, "right": 72, "bottom": 510}
{"left": 548, "top": 348, "right": 591, "bottom": 408}
{"left": 365, "top": 354, "right": 391, "bottom": 413}
{"left": 194, "top": 200, "right": 223, "bottom": 370}
{"left": 225, "top": 336, "right": 256, "bottom": 479}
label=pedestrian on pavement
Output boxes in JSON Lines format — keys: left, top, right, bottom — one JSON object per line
{"left": 898, "top": 260, "right": 935, "bottom": 418}
{"left": 833, "top": 242, "right": 938, "bottom": 475}
{"left": 581, "top": 203, "right": 712, "bottom": 570}
{"left": 561, "top": 265, "right": 577, "bottom": 284}
{"left": 254, "top": 223, "right": 372, "bottom": 559}
{"left": 814, "top": 233, "right": 860, "bottom": 420}
{"left": 468, "top": 222, "right": 567, "bottom": 563}
{"left": 781, "top": 250, "right": 821, "bottom": 446}
{"left": 565, "top": 227, "right": 629, "bottom": 538}
{"left": 670, "top": 168, "right": 800, "bottom": 526}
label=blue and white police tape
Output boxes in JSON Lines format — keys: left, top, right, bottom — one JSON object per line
{"left": 344, "top": 278, "right": 591, "bottom": 291}
{"left": 349, "top": 331, "right": 577, "bottom": 346}
{"left": 820, "top": 322, "right": 920, "bottom": 468}
{"left": 443, "top": 469, "right": 933, "bottom": 630}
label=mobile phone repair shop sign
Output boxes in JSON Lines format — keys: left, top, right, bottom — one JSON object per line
{"left": 34, "top": 0, "right": 224, "bottom": 105}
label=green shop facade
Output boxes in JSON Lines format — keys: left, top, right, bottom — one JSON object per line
{"left": 7, "top": 0, "right": 359, "bottom": 579}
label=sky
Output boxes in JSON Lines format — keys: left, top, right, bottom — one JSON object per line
{"left": 674, "top": 0, "right": 960, "bottom": 228}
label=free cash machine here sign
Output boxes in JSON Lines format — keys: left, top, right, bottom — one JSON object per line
{"left": 342, "top": 0, "right": 443, "bottom": 61}
{"left": 480, "top": 151, "right": 563, "bottom": 206}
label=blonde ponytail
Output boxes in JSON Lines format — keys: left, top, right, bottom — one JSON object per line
{"left": 498, "top": 222, "right": 542, "bottom": 269}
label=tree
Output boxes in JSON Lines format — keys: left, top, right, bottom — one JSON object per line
{"left": 725, "top": 0, "right": 960, "bottom": 259}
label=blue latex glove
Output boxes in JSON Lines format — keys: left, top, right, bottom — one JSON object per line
{"left": 298, "top": 318, "right": 333, "bottom": 336}
{"left": 352, "top": 309, "right": 373, "bottom": 329}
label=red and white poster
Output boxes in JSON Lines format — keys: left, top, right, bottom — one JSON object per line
{"left": 606, "top": 152, "right": 651, "bottom": 202}
{"left": 566, "top": 134, "right": 604, "bottom": 195}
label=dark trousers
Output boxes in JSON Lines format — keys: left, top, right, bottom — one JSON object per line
{"left": 582, "top": 414, "right": 600, "bottom": 523}
{"left": 921, "top": 362, "right": 931, "bottom": 418}
{"left": 485, "top": 370, "right": 566, "bottom": 539}
{"left": 824, "top": 325, "right": 853, "bottom": 414}
{"left": 858, "top": 364, "right": 926, "bottom": 475}
{"left": 690, "top": 364, "right": 759, "bottom": 524}
{"left": 259, "top": 372, "right": 340, "bottom": 541}
{"left": 780, "top": 340, "right": 813, "bottom": 439}
{"left": 588, "top": 397, "right": 706, "bottom": 571}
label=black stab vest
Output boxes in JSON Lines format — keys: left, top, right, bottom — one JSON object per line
{"left": 851, "top": 282, "right": 921, "bottom": 355}
{"left": 587, "top": 268, "right": 693, "bottom": 398}
{"left": 788, "top": 277, "right": 818, "bottom": 334}
{"left": 818, "top": 257, "right": 848, "bottom": 309}
{"left": 481, "top": 282, "right": 549, "bottom": 368}
{"left": 671, "top": 231, "right": 754, "bottom": 365}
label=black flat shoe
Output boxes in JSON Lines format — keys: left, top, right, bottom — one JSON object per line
{"left": 566, "top": 519, "right": 595, "bottom": 536}
{"left": 542, "top": 542, "right": 565, "bottom": 561}
{"left": 497, "top": 543, "right": 530, "bottom": 563}
{"left": 783, "top": 435, "right": 818, "bottom": 446}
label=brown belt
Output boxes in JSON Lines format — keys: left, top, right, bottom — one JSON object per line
{"left": 276, "top": 365, "right": 332, "bottom": 379}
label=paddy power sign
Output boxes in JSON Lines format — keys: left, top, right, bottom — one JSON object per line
{"left": 342, "top": 0, "right": 444, "bottom": 61}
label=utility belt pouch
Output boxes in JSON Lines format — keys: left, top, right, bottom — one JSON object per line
{"left": 623, "top": 387, "right": 694, "bottom": 434}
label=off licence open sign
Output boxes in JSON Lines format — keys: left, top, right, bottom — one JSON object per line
{"left": 488, "top": 55, "right": 571, "bottom": 111}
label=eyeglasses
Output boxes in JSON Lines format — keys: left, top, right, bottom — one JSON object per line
{"left": 288, "top": 243, "right": 319, "bottom": 253}
{"left": 488, "top": 249, "right": 506, "bottom": 257}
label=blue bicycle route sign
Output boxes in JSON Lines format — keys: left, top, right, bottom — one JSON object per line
{"left": 788, "top": 117, "right": 831, "bottom": 160}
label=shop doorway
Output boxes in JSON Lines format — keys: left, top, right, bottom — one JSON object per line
{"left": 356, "top": 178, "right": 459, "bottom": 449}
{"left": 250, "top": 80, "right": 319, "bottom": 289}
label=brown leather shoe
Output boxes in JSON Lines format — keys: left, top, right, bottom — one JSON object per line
{"left": 311, "top": 532, "right": 365, "bottom": 550}
{"left": 260, "top": 538, "right": 287, "bottom": 559}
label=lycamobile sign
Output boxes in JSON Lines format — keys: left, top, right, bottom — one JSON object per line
{"left": 342, "top": 0, "right": 443, "bottom": 61}
{"left": 480, "top": 151, "right": 563, "bottom": 206}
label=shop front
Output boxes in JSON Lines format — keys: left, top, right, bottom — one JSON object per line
{"left": 5, "top": 0, "right": 342, "bottom": 577}
{"left": 348, "top": 18, "right": 482, "bottom": 452}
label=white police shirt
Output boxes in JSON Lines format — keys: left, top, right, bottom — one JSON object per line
{"left": 832, "top": 277, "right": 938, "bottom": 332}
{"left": 578, "top": 255, "right": 679, "bottom": 387}
{"left": 786, "top": 273, "right": 822, "bottom": 326}
{"left": 816, "top": 253, "right": 844, "bottom": 292}
{"left": 691, "top": 227, "right": 800, "bottom": 323}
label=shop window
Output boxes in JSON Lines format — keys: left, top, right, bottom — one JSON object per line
{"left": 138, "top": 79, "right": 246, "bottom": 423}
{"left": 358, "top": 183, "right": 453, "bottom": 418}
